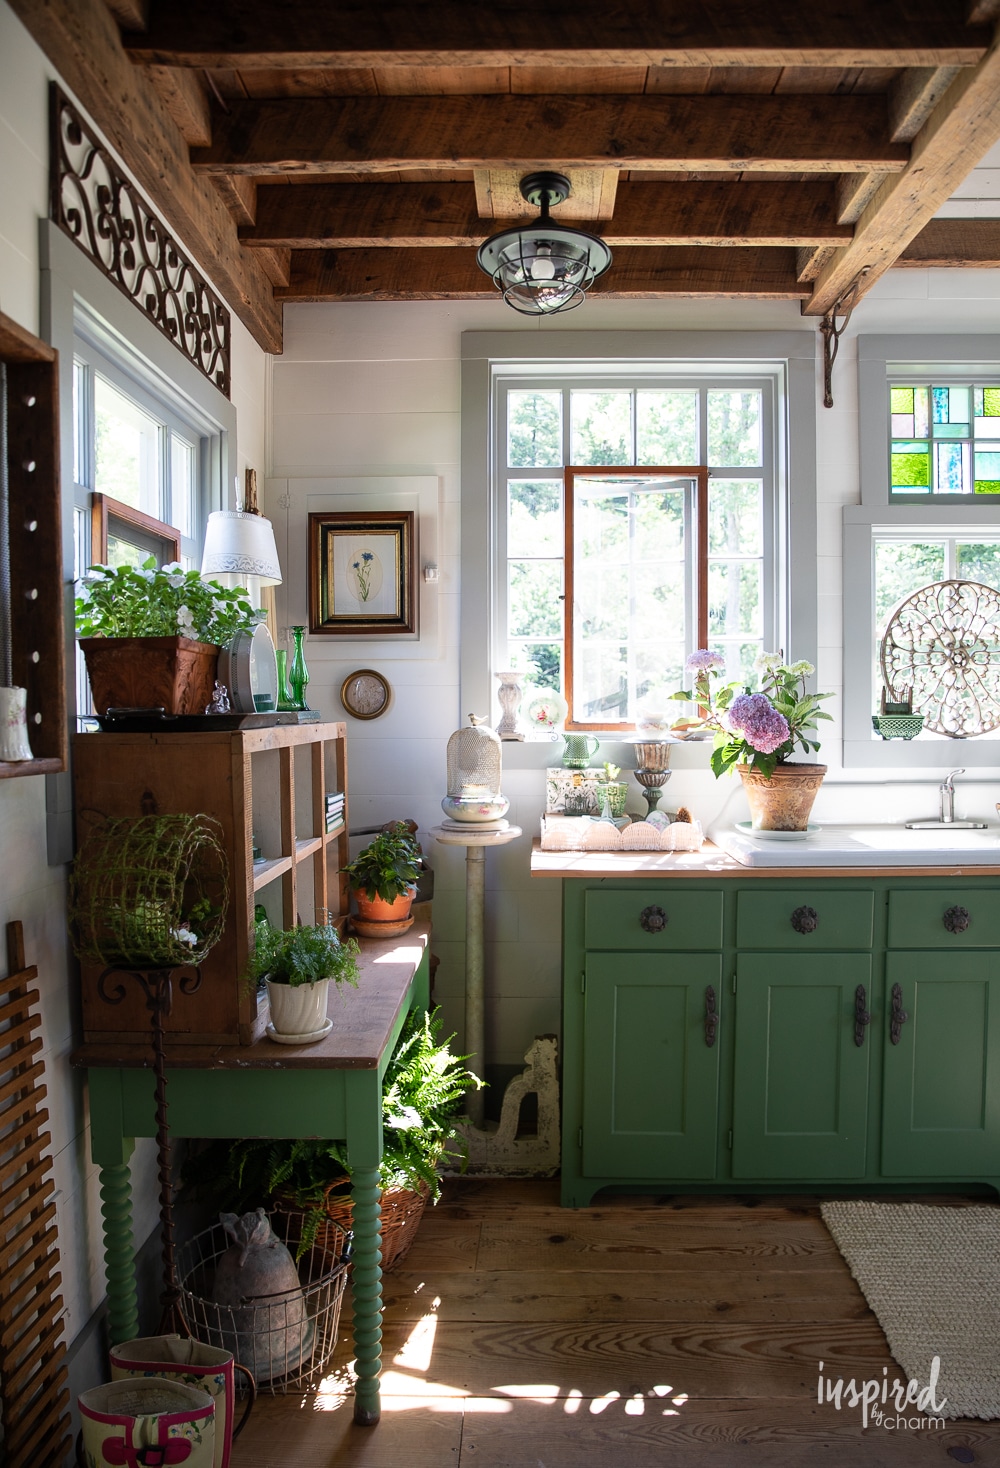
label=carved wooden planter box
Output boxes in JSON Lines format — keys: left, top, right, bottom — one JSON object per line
{"left": 80, "top": 635, "right": 219, "bottom": 715}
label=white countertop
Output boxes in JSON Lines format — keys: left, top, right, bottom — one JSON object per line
{"left": 708, "top": 821, "right": 1000, "bottom": 867}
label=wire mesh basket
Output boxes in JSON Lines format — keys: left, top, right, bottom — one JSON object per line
{"left": 176, "top": 1213, "right": 349, "bottom": 1393}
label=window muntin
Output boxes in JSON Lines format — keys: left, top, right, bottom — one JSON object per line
{"left": 498, "top": 378, "right": 774, "bottom": 727}
{"left": 889, "top": 381, "right": 1000, "bottom": 496}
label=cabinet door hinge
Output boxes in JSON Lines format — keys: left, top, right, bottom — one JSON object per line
{"left": 578, "top": 1127, "right": 583, "bottom": 1149}
{"left": 727, "top": 1129, "right": 733, "bottom": 1150}
{"left": 580, "top": 971, "right": 586, "bottom": 994}
{"left": 731, "top": 972, "right": 737, "bottom": 994}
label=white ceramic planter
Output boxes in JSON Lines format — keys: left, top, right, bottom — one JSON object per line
{"left": 265, "top": 976, "right": 330, "bottom": 1039}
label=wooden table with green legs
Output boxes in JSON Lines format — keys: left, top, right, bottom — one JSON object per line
{"left": 72, "top": 924, "right": 430, "bottom": 1427}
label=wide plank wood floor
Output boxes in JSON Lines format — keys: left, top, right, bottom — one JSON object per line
{"left": 231, "top": 1181, "right": 1000, "bottom": 1466}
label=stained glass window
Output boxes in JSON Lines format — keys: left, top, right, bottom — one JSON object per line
{"left": 890, "top": 381, "right": 1000, "bottom": 495}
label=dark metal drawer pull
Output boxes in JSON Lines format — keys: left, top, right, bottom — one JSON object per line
{"left": 790, "top": 905, "right": 819, "bottom": 934}
{"left": 943, "top": 905, "right": 971, "bottom": 934}
{"left": 705, "top": 985, "right": 719, "bottom": 1047}
{"left": 890, "top": 982, "right": 909, "bottom": 1045}
{"left": 639, "top": 904, "right": 667, "bottom": 933}
{"left": 854, "top": 985, "right": 871, "bottom": 1047}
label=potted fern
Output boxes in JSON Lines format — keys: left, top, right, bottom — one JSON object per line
{"left": 341, "top": 822, "right": 421, "bottom": 937}
{"left": 248, "top": 919, "right": 359, "bottom": 1043}
{"left": 183, "top": 1007, "right": 481, "bottom": 1264}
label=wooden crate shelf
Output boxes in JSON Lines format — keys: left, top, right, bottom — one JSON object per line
{"left": 73, "top": 721, "right": 350, "bottom": 1046}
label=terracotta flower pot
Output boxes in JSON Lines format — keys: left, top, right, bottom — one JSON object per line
{"left": 738, "top": 762, "right": 827, "bottom": 832}
{"left": 352, "top": 889, "right": 415, "bottom": 938}
{"left": 80, "top": 635, "right": 219, "bottom": 716}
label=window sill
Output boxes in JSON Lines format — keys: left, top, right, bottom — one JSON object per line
{"left": 844, "top": 738, "right": 1000, "bottom": 770}
{"left": 500, "top": 736, "right": 713, "bottom": 770}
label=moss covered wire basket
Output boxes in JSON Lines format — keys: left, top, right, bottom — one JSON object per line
{"left": 177, "top": 1213, "right": 349, "bottom": 1394}
{"left": 274, "top": 1178, "right": 430, "bottom": 1273}
{"left": 70, "top": 813, "right": 229, "bottom": 969}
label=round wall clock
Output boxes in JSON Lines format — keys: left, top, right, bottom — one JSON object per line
{"left": 340, "top": 669, "right": 392, "bottom": 720}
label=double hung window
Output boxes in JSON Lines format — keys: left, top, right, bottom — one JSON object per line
{"left": 497, "top": 377, "right": 777, "bottom": 730}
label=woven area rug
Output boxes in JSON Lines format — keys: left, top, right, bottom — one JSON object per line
{"left": 821, "top": 1201, "right": 1000, "bottom": 1420}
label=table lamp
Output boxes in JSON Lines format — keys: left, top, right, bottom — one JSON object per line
{"left": 201, "top": 509, "right": 282, "bottom": 608}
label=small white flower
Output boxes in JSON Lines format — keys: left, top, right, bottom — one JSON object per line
{"left": 177, "top": 604, "right": 197, "bottom": 633}
{"left": 754, "top": 651, "right": 783, "bottom": 673}
{"left": 789, "top": 659, "right": 815, "bottom": 677}
{"left": 170, "top": 925, "right": 198, "bottom": 946}
{"left": 140, "top": 568, "right": 156, "bottom": 581}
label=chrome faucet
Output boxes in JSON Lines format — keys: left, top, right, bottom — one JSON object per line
{"left": 940, "top": 768, "right": 964, "bottom": 824}
{"left": 906, "top": 768, "right": 987, "bottom": 829}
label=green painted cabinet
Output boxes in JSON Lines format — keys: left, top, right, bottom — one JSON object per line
{"left": 556, "top": 869, "right": 1000, "bottom": 1207}
{"left": 732, "top": 954, "right": 871, "bottom": 1179}
{"left": 582, "top": 952, "right": 722, "bottom": 1179}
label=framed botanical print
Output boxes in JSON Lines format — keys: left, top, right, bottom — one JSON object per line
{"left": 308, "top": 510, "right": 417, "bottom": 635}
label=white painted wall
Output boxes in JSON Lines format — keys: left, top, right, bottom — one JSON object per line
{"left": 0, "top": 0, "right": 268, "bottom": 1360}
{"left": 269, "top": 277, "right": 1000, "bottom": 1072}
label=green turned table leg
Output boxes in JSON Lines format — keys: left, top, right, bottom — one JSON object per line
{"left": 88, "top": 1069, "right": 139, "bottom": 1344}
{"left": 346, "top": 1070, "right": 383, "bottom": 1426}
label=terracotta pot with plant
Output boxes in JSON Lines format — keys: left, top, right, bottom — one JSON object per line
{"left": 75, "top": 557, "right": 259, "bottom": 715}
{"left": 248, "top": 918, "right": 359, "bottom": 1043}
{"left": 342, "top": 822, "right": 421, "bottom": 937}
{"left": 671, "top": 651, "right": 833, "bottom": 832}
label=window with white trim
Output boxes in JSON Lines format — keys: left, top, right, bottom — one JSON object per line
{"left": 495, "top": 374, "right": 779, "bottom": 730}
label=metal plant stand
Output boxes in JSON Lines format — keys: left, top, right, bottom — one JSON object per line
{"left": 430, "top": 825, "right": 522, "bottom": 1128}
{"left": 97, "top": 964, "right": 202, "bottom": 1335}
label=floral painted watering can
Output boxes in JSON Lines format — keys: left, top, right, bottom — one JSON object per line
{"left": 110, "top": 1336, "right": 255, "bottom": 1468}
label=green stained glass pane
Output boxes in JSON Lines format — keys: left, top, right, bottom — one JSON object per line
{"left": 890, "top": 387, "right": 914, "bottom": 413}
{"left": 934, "top": 423, "right": 970, "bottom": 439}
{"left": 974, "top": 481, "right": 1000, "bottom": 495}
{"left": 891, "top": 442, "right": 929, "bottom": 489}
{"left": 984, "top": 387, "right": 1000, "bottom": 416}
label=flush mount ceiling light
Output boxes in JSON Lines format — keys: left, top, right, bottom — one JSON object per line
{"left": 476, "top": 171, "right": 612, "bottom": 316}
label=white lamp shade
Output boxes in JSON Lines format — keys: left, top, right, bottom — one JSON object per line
{"left": 201, "top": 510, "right": 282, "bottom": 586}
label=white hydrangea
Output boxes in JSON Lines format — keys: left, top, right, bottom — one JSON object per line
{"left": 754, "top": 651, "right": 783, "bottom": 673}
{"left": 789, "top": 659, "right": 815, "bottom": 677}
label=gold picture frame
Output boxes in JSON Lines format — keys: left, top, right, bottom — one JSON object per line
{"left": 308, "top": 511, "right": 417, "bottom": 635}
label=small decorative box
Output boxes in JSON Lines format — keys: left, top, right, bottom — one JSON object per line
{"left": 545, "top": 768, "right": 606, "bottom": 815}
{"left": 872, "top": 714, "right": 924, "bottom": 741}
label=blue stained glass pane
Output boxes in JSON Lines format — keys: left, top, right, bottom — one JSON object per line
{"left": 975, "top": 451, "right": 1000, "bottom": 478}
{"left": 932, "top": 387, "right": 949, "bottom": 423}
{"left": 934, "top": 423, "right": 970, "bottom": 439}
{"left": 935, "top": 440, "right": 968, "bottom": 493}
{"left": 948, "top": 386, "right": 970, "bottom": 423}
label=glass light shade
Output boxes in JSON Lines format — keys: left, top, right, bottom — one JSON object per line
{"left": 200, "top": 510, "right": 282, "bottom": 586}
{"left": 478, "top": 224, "right": 612, "bottom": 316}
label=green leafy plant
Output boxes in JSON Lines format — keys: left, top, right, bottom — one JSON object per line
{"left": 182, "top": 1007, "right": 483, "bottom": 1253}
{"left": 670, "top": 650, "right": 833, "bottom": 780}
{"left": 341, "top": 822, "right": 421, "bottom": 903}
{"left": 247, "top": 919, "right": 360, "bottom": 989}
{"left": 75, "top": 556, "right": 259, "bottom": 646}
{"left": 597, "top": 762, "right": 621, "bottom": 783}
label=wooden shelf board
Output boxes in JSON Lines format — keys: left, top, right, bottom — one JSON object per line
{"left": 294, "top": 835, "right": 323, "bottom": 861}
{"left": 252, "top": 854, "right": 293, "bottom": 890}
{"left": 0, "top": 758, "right": 63, "bottom": 781}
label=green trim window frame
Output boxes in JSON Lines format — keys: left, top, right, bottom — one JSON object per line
{"left": 492, "top": 369, "right": 783, "bottom": 733}
{"left": 846, "top": 335, "right": 1000, "bottom": 767}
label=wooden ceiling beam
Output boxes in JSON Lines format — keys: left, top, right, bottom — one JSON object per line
{"left": 122, "top": 1, "right": 992, "bottom": 69}
{"left": 805, "top": 31, "right": 1000, "bottom": 314}
{"left": 145, "top": 65, "right": 212, "bottom": 147}
{"left": 242, "top": 179, "right": 852, "bottom": 249}
{"left": 898, "top": 218, "right": 1000, "bottom": 264}
{"left": 190, "top": 95, "right": 908, "bottom": 175}
{"left": 9, "top": 0, "right": 282, "bottom": 354}
{"left": 275, "top": 245, "right": 811, "bottom": 301}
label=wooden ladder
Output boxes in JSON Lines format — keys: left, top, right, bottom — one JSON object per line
{"left": 0, "top": 920, "right": 71, "bottom": 1466}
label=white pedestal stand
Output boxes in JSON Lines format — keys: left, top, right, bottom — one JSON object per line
{"left": 430, "top": 823, "right": 522, "bottom": 1129}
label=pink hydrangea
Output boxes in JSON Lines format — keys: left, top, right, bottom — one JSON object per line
{"left": 685, "top": 649, "right": 726, "bottom": 673}
{"left": 728, "top": 693, "right": 790, "bottom": 755}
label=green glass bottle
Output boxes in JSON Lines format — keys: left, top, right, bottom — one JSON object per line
{"left": 288, "top": 625, "right": 310, "bottom": 710}
{"left": 275, "top": 648, "right": 297, "bottom": 712}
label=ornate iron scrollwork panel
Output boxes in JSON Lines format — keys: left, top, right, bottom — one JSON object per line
{"left": 50, "top": 86, "right": 231, "bottom": 398}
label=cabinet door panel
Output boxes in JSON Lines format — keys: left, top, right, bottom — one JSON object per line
{"left": 584, "top": 889, "right": 723, "bottom": 951}
{"left": 582, "top": 952, "right": 722, "bottom": 1179}
{"left": 882, "top": 952, "right": 1000, "bottom": 1176}
{"left": 733, "top": 954, "right": 871, "bottom": 1179}
{"left": 736, "top": 890, "right": 873, "bottom": 950}
{"left": 887, "top": 890, "right": 1000, "bottom": 948}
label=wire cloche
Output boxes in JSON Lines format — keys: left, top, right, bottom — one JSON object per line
{"left": 442, "top": 715, "right": 510, "bottom": 826}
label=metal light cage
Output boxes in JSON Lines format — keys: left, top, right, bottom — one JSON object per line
{"left": 446, "top": 716, "right": 503, "bottom": 801}
{"left": 476, "top": 172, "right": 612, "bottom": 316}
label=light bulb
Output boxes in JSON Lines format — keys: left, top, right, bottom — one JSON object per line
{"left": 530, "top": 248, "right": 555, "bottom": 282}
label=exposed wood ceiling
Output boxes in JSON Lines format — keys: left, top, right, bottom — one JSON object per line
{"left": 12, "top": 1, "right": 1000, "bottom": 352}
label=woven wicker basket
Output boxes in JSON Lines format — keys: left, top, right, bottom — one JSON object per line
{"left": 276, "top": 1178, "right": 430, "bottom": 1273}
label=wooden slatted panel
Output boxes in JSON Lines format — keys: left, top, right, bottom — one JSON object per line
{"left": 0, "top": 922, "right": 71, "bottom": 1468}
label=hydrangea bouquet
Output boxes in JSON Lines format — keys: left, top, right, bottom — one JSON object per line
{"left": 75, "top": 556, "right": 259, "bottom": 646}
{"left": 671, "top": 651, "right": 833, "bottom": 780}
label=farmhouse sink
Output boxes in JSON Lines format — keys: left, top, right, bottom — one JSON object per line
{"left": 708, "top": 822, "right": 1000, "bottom": 868}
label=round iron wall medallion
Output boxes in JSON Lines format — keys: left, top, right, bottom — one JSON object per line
{"left": 340, "top": 669, "right": 391, "bottom": 720}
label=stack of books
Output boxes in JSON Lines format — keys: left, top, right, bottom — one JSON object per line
{"left": 325, "top": 791, "right": 345, "bottom": 833}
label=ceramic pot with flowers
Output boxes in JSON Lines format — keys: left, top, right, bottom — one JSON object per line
{"left": 671, "top": 651, "right": 833, "bottom": 832}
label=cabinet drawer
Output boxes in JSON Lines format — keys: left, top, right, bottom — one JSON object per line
{"left": 736, "top": 890, "right": 874, "bottom": 949}
{"left": 584, "top": 889, "right": 723, "bottom": 950}
{"left": 888, "top": 889, "right": 1000, "bottom": 948}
